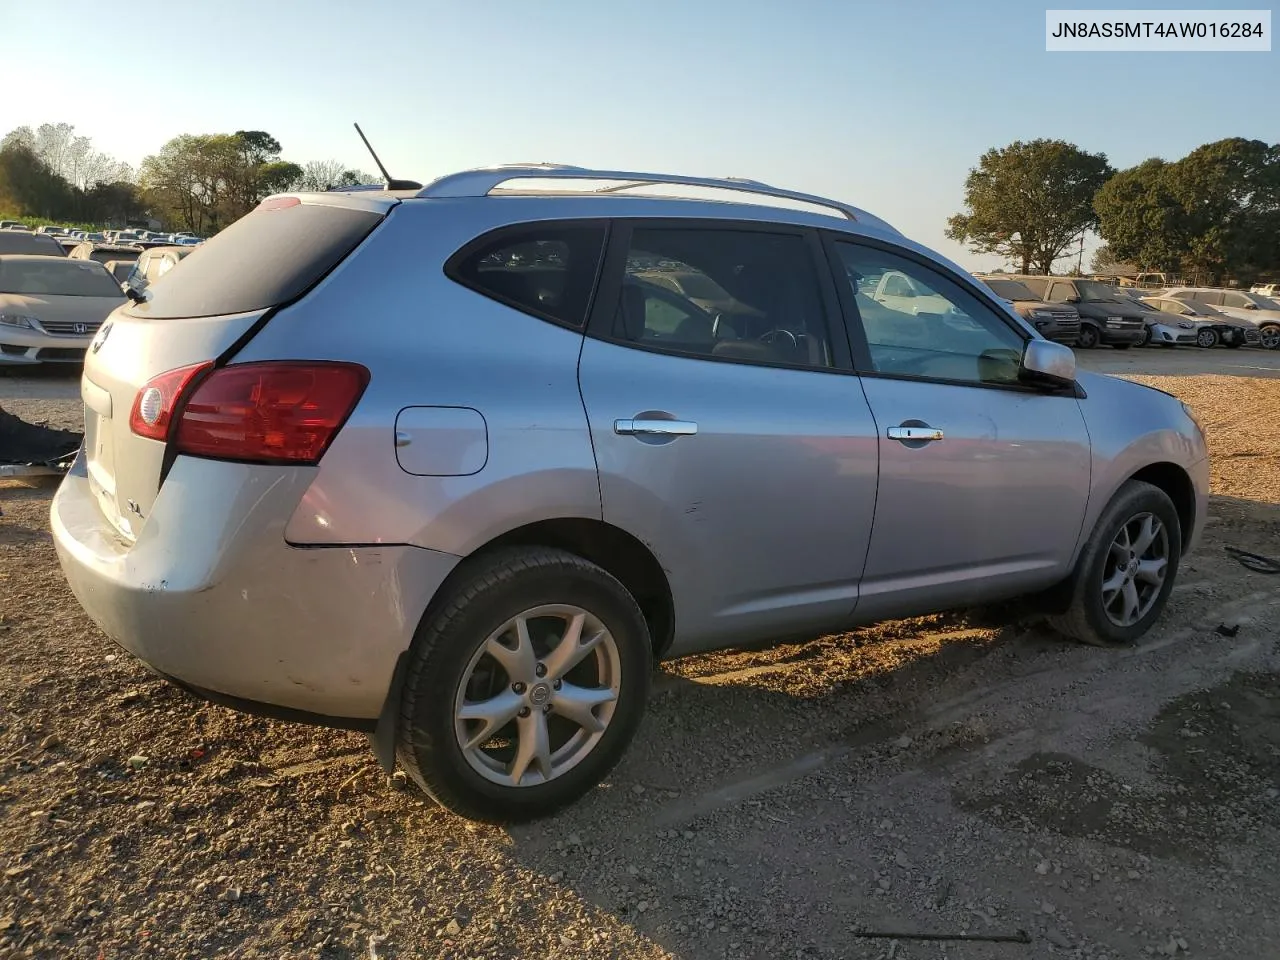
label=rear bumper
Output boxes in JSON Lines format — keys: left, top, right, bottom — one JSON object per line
{"left": 51, "top": 452, "right": 460, "bottom": 720}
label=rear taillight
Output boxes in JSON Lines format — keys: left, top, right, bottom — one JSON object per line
{"left": 130, "top": 360, "right": 368, "bottom": 464}
{"left": 173, "top": 361, "right": 369, "bottom": 464}
{"left": 129, "top": 362, "right": 213, "bottom": 441}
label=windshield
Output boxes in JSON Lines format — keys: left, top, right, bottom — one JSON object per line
{"left": 983, "top": 279, "right": 1037, "bottom": 300}
{"left": 0, "top": 259, "right": 123, "bottom": 297}
{"left": 668, "top": 272, "right": 730, "bottom": 300}
{"left": 1075, "top": 280, "right": 1122, "bottom": 301}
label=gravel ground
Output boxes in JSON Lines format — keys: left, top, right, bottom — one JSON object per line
{"left": 2, "top": 348, "right": 1280, "bottom": 959}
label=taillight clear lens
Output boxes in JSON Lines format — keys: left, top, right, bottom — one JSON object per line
{"left": 128, "top": 362, "right": 213, "bottom": 441}
{"left": 174, "top": 361, "right": 369, "bottom": 464}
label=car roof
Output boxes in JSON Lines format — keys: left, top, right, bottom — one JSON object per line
{"left": 279, "top": 163, "right": 902, "bottom": 240}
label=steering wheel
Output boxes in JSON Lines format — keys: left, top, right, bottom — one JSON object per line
{"left": 758, "top": 328, "right": 798, "bottom": 348}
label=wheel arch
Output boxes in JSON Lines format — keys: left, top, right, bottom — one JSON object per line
{"left": 369, "top": 516, "right": 675, "bottom": 774}
{"left": 1125, "top": 461, "right": 1196, "bottom": 556}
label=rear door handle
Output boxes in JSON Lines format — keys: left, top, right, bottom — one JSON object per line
{"left": 614, "top": 418, "right": 698, "bottom": 437}
{"left": 887, "top": 425, "right": 943, "bottom": 442}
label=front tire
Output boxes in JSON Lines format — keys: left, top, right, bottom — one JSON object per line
{"left": 1076, "top": 325, "right": 1099, "bottom": 349}
{"left": 1196, "top": 328, "right": 1219, "bottom": 349}
{"left": 396, "top": 547, "right": 652, "bottom": 822}
{"left": 1047, "top": 480, "right": 1181, "bottom": 647}
{"left": 1260, "top": 324, "right": 1280, "bottom": 350}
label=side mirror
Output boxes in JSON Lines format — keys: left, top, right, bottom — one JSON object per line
{"left": 1063, "top": 296, "right": 1081, "bottom": 303}
{"left": 1020, "top": 339, "right": 1076, "bottom": 389}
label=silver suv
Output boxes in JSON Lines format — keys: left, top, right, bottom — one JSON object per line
{"left": 52, "top": 165, "right": 1210, "bottom": 821}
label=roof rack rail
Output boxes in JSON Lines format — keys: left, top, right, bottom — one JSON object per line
{"left": 417, "top": 165, "right": 860, "bottom": 221}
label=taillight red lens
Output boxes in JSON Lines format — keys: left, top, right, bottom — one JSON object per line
{"left": 129, "top": 362, "right": 213, "bottom": 441}
{"left": 173, "top": 361, "right": 369, "bottom": 464}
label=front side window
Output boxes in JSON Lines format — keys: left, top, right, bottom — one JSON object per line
{"left": 1157, "top": 299, "right": 1189, "bottom": 315}
{"left": 833, "top": 242, "right": 1025, "bottom": 386}
{"left": 1047, "top": 281, "right": 1078, "bottom": 302}
{"left": 613, "top": 228, "right": 832, "bottom": 369}
{"left": 450, "top": 225, "right": 606, "bottom": 329}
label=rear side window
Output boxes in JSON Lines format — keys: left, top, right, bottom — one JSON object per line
{"left": 1019, "top": 277, "right": 1049, "bottom": 297}
{"left": 447, "top": 224, "right": 606, "bottom": 329}
{"left": 128, "top": 201, "right": 384, "bottom": 320}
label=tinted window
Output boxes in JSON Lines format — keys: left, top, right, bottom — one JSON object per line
{"left": 1180, "top": 289, "right": 1222, "bottom": 306}
{"left": 834, "top": 242, "right": 1025, "bottom": 386}
{"left": 129, "top": 201, "right": 383, "bottom": 320}
{"left": 1223, "top": 292, "right": 1260, "bottom": 309}
{"left": 0, "top": 232, "right": 64, "bottom": 256}
{"left": 614, "top": 228, "right": 832, "bottom": 369}
{"left": 1156, "top": 300, "right": 1188, "bottom": 315}
{"left": 983, "top": 279, "right": 1038, "bottom": 300}
{"left": 450, "top": 225, "right": 606, "bottom": 329}
{"left": 1047, "top": 281, "right": 1077, "bottom": 301}
{"left": 1019, "top": 277, "right": 1050, "bottom": 298}
{"left": 0, "top": 259, "right": 123, "bottom": 297}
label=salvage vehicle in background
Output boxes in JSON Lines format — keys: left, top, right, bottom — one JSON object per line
{"left": 0, "top": 255, "right": 125, "bottom": 365}
{"left": 1141, "top": 295, "right": 1261, "bottom": 348}
{"left": 1160, "top": 287, "right": 1280, "bottom": 350}
{"left": 974, "top": 276, "right": 1080, "bottom": 345}
{"left": 1013, "top": 276, "right": 1146, "bottom": 349}
{"left": 0, "top": 231, "right": 67, "bottom": 257}
{"left": 68, "top": 242, "right": 145, "bottom": 266}
{"left": 53, "top": 166, "right": 1209, "bottom": 821}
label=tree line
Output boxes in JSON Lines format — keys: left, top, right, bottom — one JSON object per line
{"left": 0, "top": 122, "right": 376, "bottom": 234}
{"left": 947, "top": 137, "right": 1280, "bottom": 283}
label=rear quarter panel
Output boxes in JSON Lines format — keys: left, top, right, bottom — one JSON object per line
{"left": 235, "top": 200, "right": 603, "bottom": 553}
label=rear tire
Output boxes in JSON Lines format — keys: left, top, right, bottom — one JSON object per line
{"left": 1047, "top": 480, "right": 1181, "bottom": 647}
{"left": 1260, "top": 325, "right": 1280, "bottom": 350}
{"left": 396, "top": 547, "right": 652, "bottom": 822}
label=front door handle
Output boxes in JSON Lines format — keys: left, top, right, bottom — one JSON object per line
{"left": 614, "top": 418, "right": 698, "bottom": 437}
{"left": 887, "top": 424, "right": 943, "bottom": 442}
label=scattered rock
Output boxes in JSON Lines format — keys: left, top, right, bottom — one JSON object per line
{"left": 444, "top": 918, "right": 462, "bottom": 936}
{"left": 1036, "top": 860, "right": 1051, "bottom": 875}
{"left": 1041, "top": 901, "right": 1056, "bottom": 915}
{"left": 894, "top": 851, "right": 910, "bottom": 868}
{"left": 632, "top": 784, "right": 645, "bottom": 795}
{"left": 38, "top": 734, "right": 60, "bottom": 751}
{"left": 126, "top": 755, "right": 148, "bottom": 770}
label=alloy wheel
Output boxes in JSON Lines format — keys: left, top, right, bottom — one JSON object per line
{"left": 1196, "top": 328, "right": 1218, "bottom": 348}
{"left": 453, "top": 605, "right": 621, "bottom": 787}
{"left": 1261, "top": 326, "right": 1280, "bottom": 350}
{"left": 1100, "top": 513, "right": 1169, "bottom": 627}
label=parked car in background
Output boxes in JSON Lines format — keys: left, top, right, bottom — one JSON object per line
{"left": 56, "top": 237, "right": 81, "bottom": 254}
{"left": 102, "top": 260, "right": 136, "bottom": 285}
{"left": 0, "top": 220, "right": 26, "bottom": 230}
{"left": 0, "top": 231, "right": 67, "bottom": 257}
{"left": 1, "top": 223, "right": 33, "bottom": 232}
{"left": 0, "top": 255, "right": 125, "bottom": 365}
{"left": 1014, "top": 277, "right": 1146, "bottom": 349}
{"left": 52, "top": 165, "right": 1209, "bottom": 822}
{"left": 1141, "top": 295, "right": 1261, "bottom": 348}
{"left": 975, "top": 276, "right": 1080, "bottom": 345}
{"left": 122, "top": 244, "right": 196, "bottom": 295}
{"left": 1249, "top": 283, "right": 1277, "bottom": 298}
{"left": 68, "top": 242, "right": 144, "bottom": 265}
{"left": 1161, "top": 287, "right": 1280, "bottom": 349}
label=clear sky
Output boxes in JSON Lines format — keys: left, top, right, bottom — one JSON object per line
{"left": 3, "top": 0, "right": 1276, "bottom": 268}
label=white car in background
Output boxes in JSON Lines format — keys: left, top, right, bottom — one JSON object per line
{"left": 1141, "top": 295, "right": 1261, "bottom": 348}
{"left": 1161, "top": 287, "right": 1280, "bottom": 350}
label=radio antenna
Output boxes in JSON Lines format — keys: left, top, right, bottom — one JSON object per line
{"left": 353, "top": 123, "right": 422, "bottom": 190}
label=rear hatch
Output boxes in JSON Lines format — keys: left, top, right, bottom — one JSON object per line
{"left": 80, "top": 193, "right": 395, "bottom": 540}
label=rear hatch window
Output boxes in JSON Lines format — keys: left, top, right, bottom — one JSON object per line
{"left": 127, "top": 200, "right": 384, "bottom": 320}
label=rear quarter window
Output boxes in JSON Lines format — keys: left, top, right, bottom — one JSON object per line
{"left": 446, "top": 223, "right": 607, "bottom": 329}
{"left": 127, "top": 201, "right": 385, "bottom": 320}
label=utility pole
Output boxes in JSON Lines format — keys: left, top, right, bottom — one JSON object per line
{"left": 1076, "top": 231, "right": 1085, "bottom": 275}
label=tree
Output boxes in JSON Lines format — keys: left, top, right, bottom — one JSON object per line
{"left": 290, "top": 159, "right": 380, "bottom": 192}
{"left": 1, "top": 122, "right": 133, "bottom": 191}
{"left": 1096, "top": 139, "right": 1280, "bottom": 283}
{"left": 0, "top": 143, "right": 72, "bottom": 219}
{"left": 138, "top": 130, "right": 305, "bottom": 233}
{"left": 946, "top": 139, "right": 1113, "bottom": 275}
{"left": 1090, "top": 244, "right": 1122, "bottom": 273}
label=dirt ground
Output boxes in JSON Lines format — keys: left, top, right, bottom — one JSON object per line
{"left": 2, "top": 347, "right": 1279, "bottom": 960}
